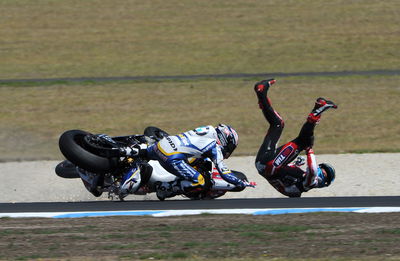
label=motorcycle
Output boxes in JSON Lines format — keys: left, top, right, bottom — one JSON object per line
{"left": 55, "top": 126, "right": 250, "bottom": 201}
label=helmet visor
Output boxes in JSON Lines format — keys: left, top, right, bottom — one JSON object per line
{"left": 317, "top": 167, "right": 329, "bottom": 187}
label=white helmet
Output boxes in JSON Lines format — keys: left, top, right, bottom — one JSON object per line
{"left": 215, "top": 124, "right": 239, "bottom": 158}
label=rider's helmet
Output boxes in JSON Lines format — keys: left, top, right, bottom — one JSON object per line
{"left": 318, "top": 163, "right": 336, "bottom": 187}
{"left": 215, "top": 124, "right": 239, "bottom": 159}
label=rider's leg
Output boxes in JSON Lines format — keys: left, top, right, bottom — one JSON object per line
{"left": 145, "top": 144, "right": 190, "bottom": 200}
{"left": 156, "top": 159, "right": 205, "bottom": 200}
{"left": 293, "top": 97, "right": 338, "bottom": 150}
{"left": 264, "top": 97, "right": 338, "bottom": 178}
{"left": 254, "top": 79, "right": 278, "bottom": 123}
{"left": 307, "top": 97, "right": 338, "bottom": 124}
{"left": 254, "top": 79, "right": 285, "bottom": 177}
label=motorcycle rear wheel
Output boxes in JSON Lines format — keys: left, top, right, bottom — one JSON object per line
{"left": 55, "top": 160, "right": 80, "bottom": 179}
{"left": 144, "top": 126, "right": 169, "bottom": 141}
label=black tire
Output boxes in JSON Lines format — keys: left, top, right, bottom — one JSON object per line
{"left": 138, "top": 163, "right": 153, "bottom": 187}
{"left": 144, "top": 126, "right": 169, "bottom": 141}
{"left": 59, "top": 130, "right": 118, "bottom": 174}
{"left": 55, "top": 160, "right": 80, "bottom": 179}
{"left": 186, "top": 171, "right": 214, "bottom": 200}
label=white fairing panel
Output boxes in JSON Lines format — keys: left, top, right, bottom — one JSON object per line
{"left": 148, "top": 160, "right": 177, "bottom": 183}
{"left": 147, "top": 161, "right": 239, "bottom": 191}
{"left": 212, "top": 178, "right": 236, "bottom": 190}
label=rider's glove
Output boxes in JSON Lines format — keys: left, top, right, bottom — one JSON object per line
{"left": 120, "top": 144, "right": 147, "bottom": 157}
{"left": 294, "top": 156, "right": 306, "bottom": 166}
{"left": 306, "top": 148, "right": 314, "bottom": 155}
{"left": 243, "top": 181, "right": 257, "bottom": 188}
{"left": 120, "top": 145, "right": 139, "bottom": 156}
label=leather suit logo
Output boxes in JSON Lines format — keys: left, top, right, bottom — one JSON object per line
{"left": 166, "top": 136, "right": 177, "bottom": 151}
{"left": 273, "top": 145, "right": 294, "bottom": 167}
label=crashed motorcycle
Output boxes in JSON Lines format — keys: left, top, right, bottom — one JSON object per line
{"left": 55, "top": 127, "right": 250, "bottom": 201}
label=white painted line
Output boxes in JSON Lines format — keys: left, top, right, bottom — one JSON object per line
{"left": 1, "top": 207, "right": 400, "bottom": 218}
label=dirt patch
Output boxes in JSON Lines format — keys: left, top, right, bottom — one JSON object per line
{"left": 1, "top": 213, "right": 399, "bottom": 260}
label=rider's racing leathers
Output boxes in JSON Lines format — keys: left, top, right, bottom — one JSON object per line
{"left": 146, "top": 125, "right": 246, "bottom": 196}
{"left": 254, "top": 79, "right": 337, "bottom": 197}
{"left": 264, "top": 148, "right": 327, "bottom": 197}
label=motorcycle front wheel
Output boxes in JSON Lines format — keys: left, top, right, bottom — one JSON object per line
{"left": 59, "top": 130, "right": 118, "bottom": 174}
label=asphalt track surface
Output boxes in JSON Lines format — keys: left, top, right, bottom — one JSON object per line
{"left": 1, "top": 196, "right": 399, "bottom": 213}
{"left": 0, "top": 69, "right": 399, "bottom": 84}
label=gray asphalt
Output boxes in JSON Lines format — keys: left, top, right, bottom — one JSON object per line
{"left": 1, "top": 196, "right": 399, "bottom": 213}
{"left": 0, "top": 69, "right": 399, "bottom": 84}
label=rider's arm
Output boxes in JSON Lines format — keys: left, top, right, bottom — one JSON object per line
{"left": 205, "top": 146, "right": 246, "bottom": 187}
{"left": 302, "top": 148, "right": 319, "bottom": 191}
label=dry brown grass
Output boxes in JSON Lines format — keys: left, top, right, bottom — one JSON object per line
{"left": 0, "top": 0, "right": 399, "bottom": 161}
{"left": 1, "top": 76, "right": 399, "bottom": 161}
{"left": 1, "top": 0, "right": 399, "bottom": 79}
{"left": 1, "top": 213, "right": 400, "bottom": 260}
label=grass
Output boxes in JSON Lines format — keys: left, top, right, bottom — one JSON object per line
{"left": 0, "top": 75, "right": 399, "bottom": 161}
{"left": 138, "top": 252, "right": 189, "bottom": 260}
{"left": 101, "top": 243, "right": 137, "bottom": 250}
{"left": 2, "top": 213, "right": 400, "bottom": 260}
{"left": 226, "top": 223, "right": 312, "bottom": 232}
{"left": 0, "top": 1, "right": 399, "bottom": 161}
{"left": 378, "top": 228, "right": 400, "bottom": 235}
{"left": 0, "top": 0, "right": 399, "bottom": 79}
{"left": 15, "top": 255, "right": 43, "bottom": 261}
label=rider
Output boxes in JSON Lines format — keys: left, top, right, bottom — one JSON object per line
{"left": 122, "top": 124, "right": 254, "bottom": 200}
{"left": 254, "top": 78, "right": 337, "bottom": 197}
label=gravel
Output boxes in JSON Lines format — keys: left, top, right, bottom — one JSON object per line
{"left": 0, "top": 153, "right": 398, "bottom": 203}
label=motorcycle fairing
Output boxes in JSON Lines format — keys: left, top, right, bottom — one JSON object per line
{"left": 120, "top": 166, "right": 142, "bottom": 195}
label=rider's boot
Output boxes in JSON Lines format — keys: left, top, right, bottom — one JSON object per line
{"left": 307, "top": 97, "right": 338, "bottom": 124}
{"left": 254, "top": 78, "right": 276, "bottom": 110}
{"left": 155, "top": 181, "right": 182, "bottom": 201}
{"left": 254, "top": 78, "right": 284, "bottom": 127}
{"left": 179, "top": 180, "right": 206, "bottom": 199}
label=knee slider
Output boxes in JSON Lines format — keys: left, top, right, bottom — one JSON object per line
{"left": 271, "top": 119, "right": 284, "bottom": 130}
{"left": 255, "top": 161, "right": 266, "bottom": 175}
